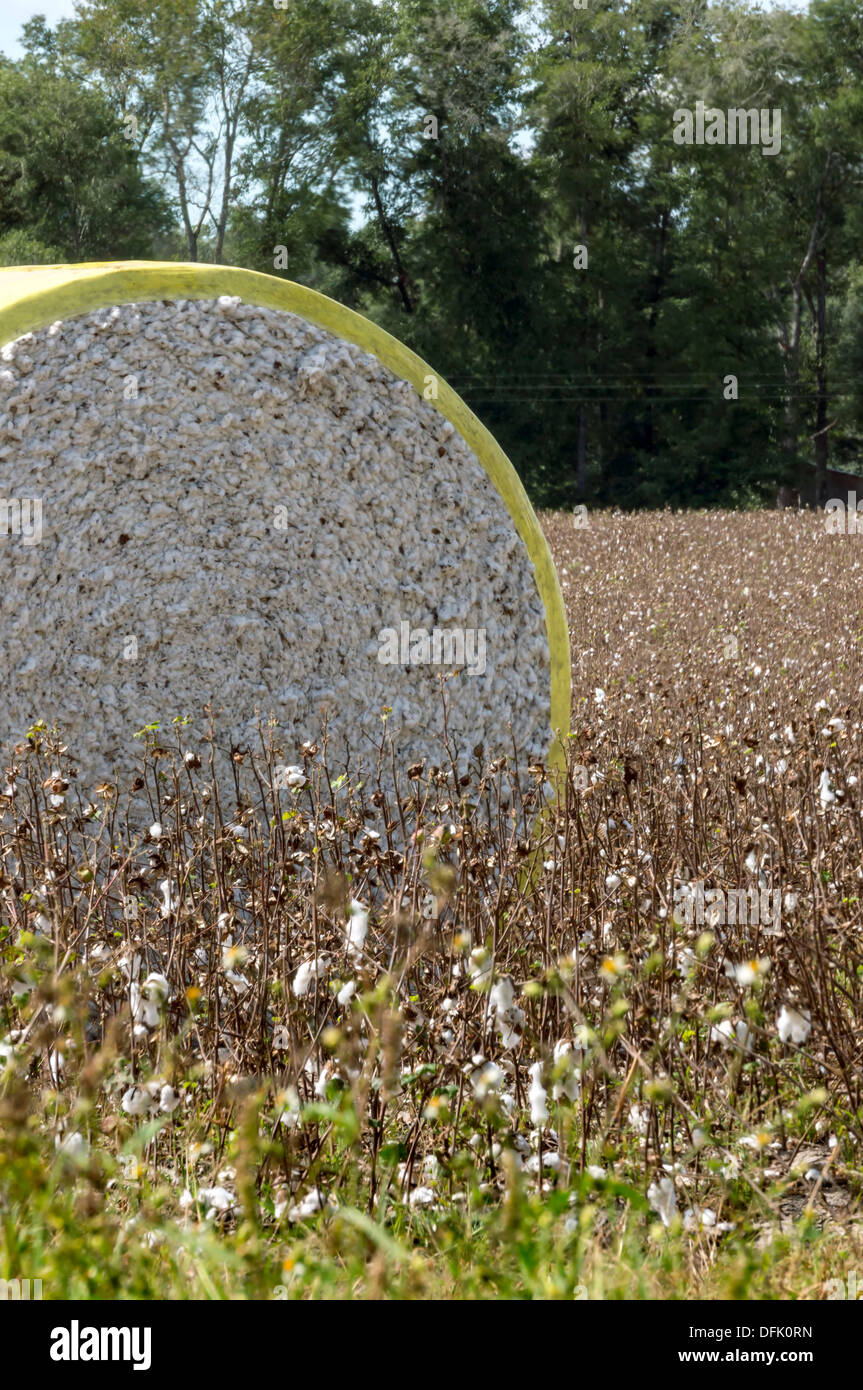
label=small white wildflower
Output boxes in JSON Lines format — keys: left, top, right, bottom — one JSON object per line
{"left": 726, "top": 957, "right": 770, "bottom": 986}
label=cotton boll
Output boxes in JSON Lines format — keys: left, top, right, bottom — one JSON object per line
{"left": 159, "top": 1084, "right": 181, "bottom": 1113}
{"left": 293, "top": 956, "right": 327, "bottom": 997}
{"left": 551, "top": 1039, "right": 581, "bottom": 1102}
{"left": 647, "top": 1176, "right": 677, "bottom": 1227}
{"left": 470, "top": 1060, "right": 504, "bottom": 1100}
{"left": 288, "top": 1188, "right": 328, "bottom": 1222}
{"left": 409, "top": 1185, "right": 437, "bottom": 1208}
{"left": 159, "top": 879, "right": 177, "bottom": 918}
{"left": 528, "top": 1061, "right": 549, "bottom": 1125}
{"left": 777, "top": 1004, "right": 811, "bottom": 1045}
{"left": 122, "top": 1085, "right": 156, "bottom": 1117}
{"left": 55, "top": 1130, "right": 88, "bottom": 1160}
{"left": 345, "top": 899, "right": 368, "bottom": 962}
{"left": 489, "top": 975, "right": 524, "bottom": 1050}
{"left": 198, "top": 1186, "right": 236, "bottom": 1216}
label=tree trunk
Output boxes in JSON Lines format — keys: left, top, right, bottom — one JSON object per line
{"left": 813, "top": 248, "right": 829, "bottom": 506}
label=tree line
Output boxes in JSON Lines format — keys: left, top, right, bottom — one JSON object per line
{"left": 2, "top": 0, "right": 862, "bottom": 509}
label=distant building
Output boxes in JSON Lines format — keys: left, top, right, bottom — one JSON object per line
{"left": 776, "top": 465, "right": 863, "bottom": 509}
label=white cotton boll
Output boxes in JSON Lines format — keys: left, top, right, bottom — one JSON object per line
{"left": 727, "top": 958, "right": 769, "bottom": 986}
{"left": 56, "top": 1130, "right": 88, "bottom": 1160}
{"left": 525, "top": 1150, "right": 561, "bottom": 1173}
{"left": 710, "top": 1018, "right": 753, "bottom": 1053}
{"left": 292, "top": 956, "right": 326, "bottom": 997}
{"left": 552, "top": 1040, "right": 581, "bottom": 1102}
{"left": 409, "top": 1185, "right": 437, "bottom": 1208}
{"left": 159, "top": 1084, "right": 180, "bottom": 1113}
{"left": 122, "top": 1085, "right": 155, "bottom": 1117}
{"left": 470, "top": 1060, "right": 503, "bottom": 1100}
{"left": 288, "top": 1189, "right": 327, "bottom": 1222}
{"left": 48, "top": 1047, "right": 65, "bottom": 1084}
{"left": 143, "top": 972, "right": 170, "bottom": 1004}
{"left": 422, "top": 1154, "right": 439, "bottom": 1184}
{"left": 345, "top": 899, "right": 368, "bottom": 961}
{"left": 468, "top": 947, "right": 492, "bottom": 986}
{"left": 120, "top": 951, "right": 143, "bottom": 982}
{"left": 682, "top": 1206, "right": 732, "bottom": 1233}
{"left": 198, "top": 1186, "right": 236, "bottom": 1215}
{"left": 528, "top": 1061, "right": 549, "bottom": 1125}
{"left": 131, "top": 972, "right": 170, "bottom": 1029}
{"left": 337, "top": 979, "right": 356, "bottom": 1007}
{"left": 629, "top": 1103, "right": 649, "bottom": 1135}
{"left": 149, "top": 822, "right": 163, "bottom": 840}
{"left": 647, "top": 1176, "right": 677, "bottom": 1227}
{"left": 594, "top": 688, "right": 606, "bottom": 704}
{"left": 819, "top": 769, "right": 836, "bottom": 807}
{"left": 159, "top": 879, "right": 177, "bottom": 918}
{"left": 489, "top": 975, "right": 524, "bottom": 1050}
{"left": 777, "top": 1004, "right": 811, "bottom": 1045}
{"left": 277, "top": 1088, "right": 302, "bottom": 1129}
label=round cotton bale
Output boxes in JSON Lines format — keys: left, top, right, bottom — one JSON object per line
{"left": 0, "top": 262, "right": 569, "bottom": 790}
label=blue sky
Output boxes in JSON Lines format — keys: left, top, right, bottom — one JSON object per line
{"left": 1, "top": 1, "right": 78, "bottom": 58}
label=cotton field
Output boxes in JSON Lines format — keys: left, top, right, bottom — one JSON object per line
{"left": 1, "top": 509, "right": 862, "bottom": 1300}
